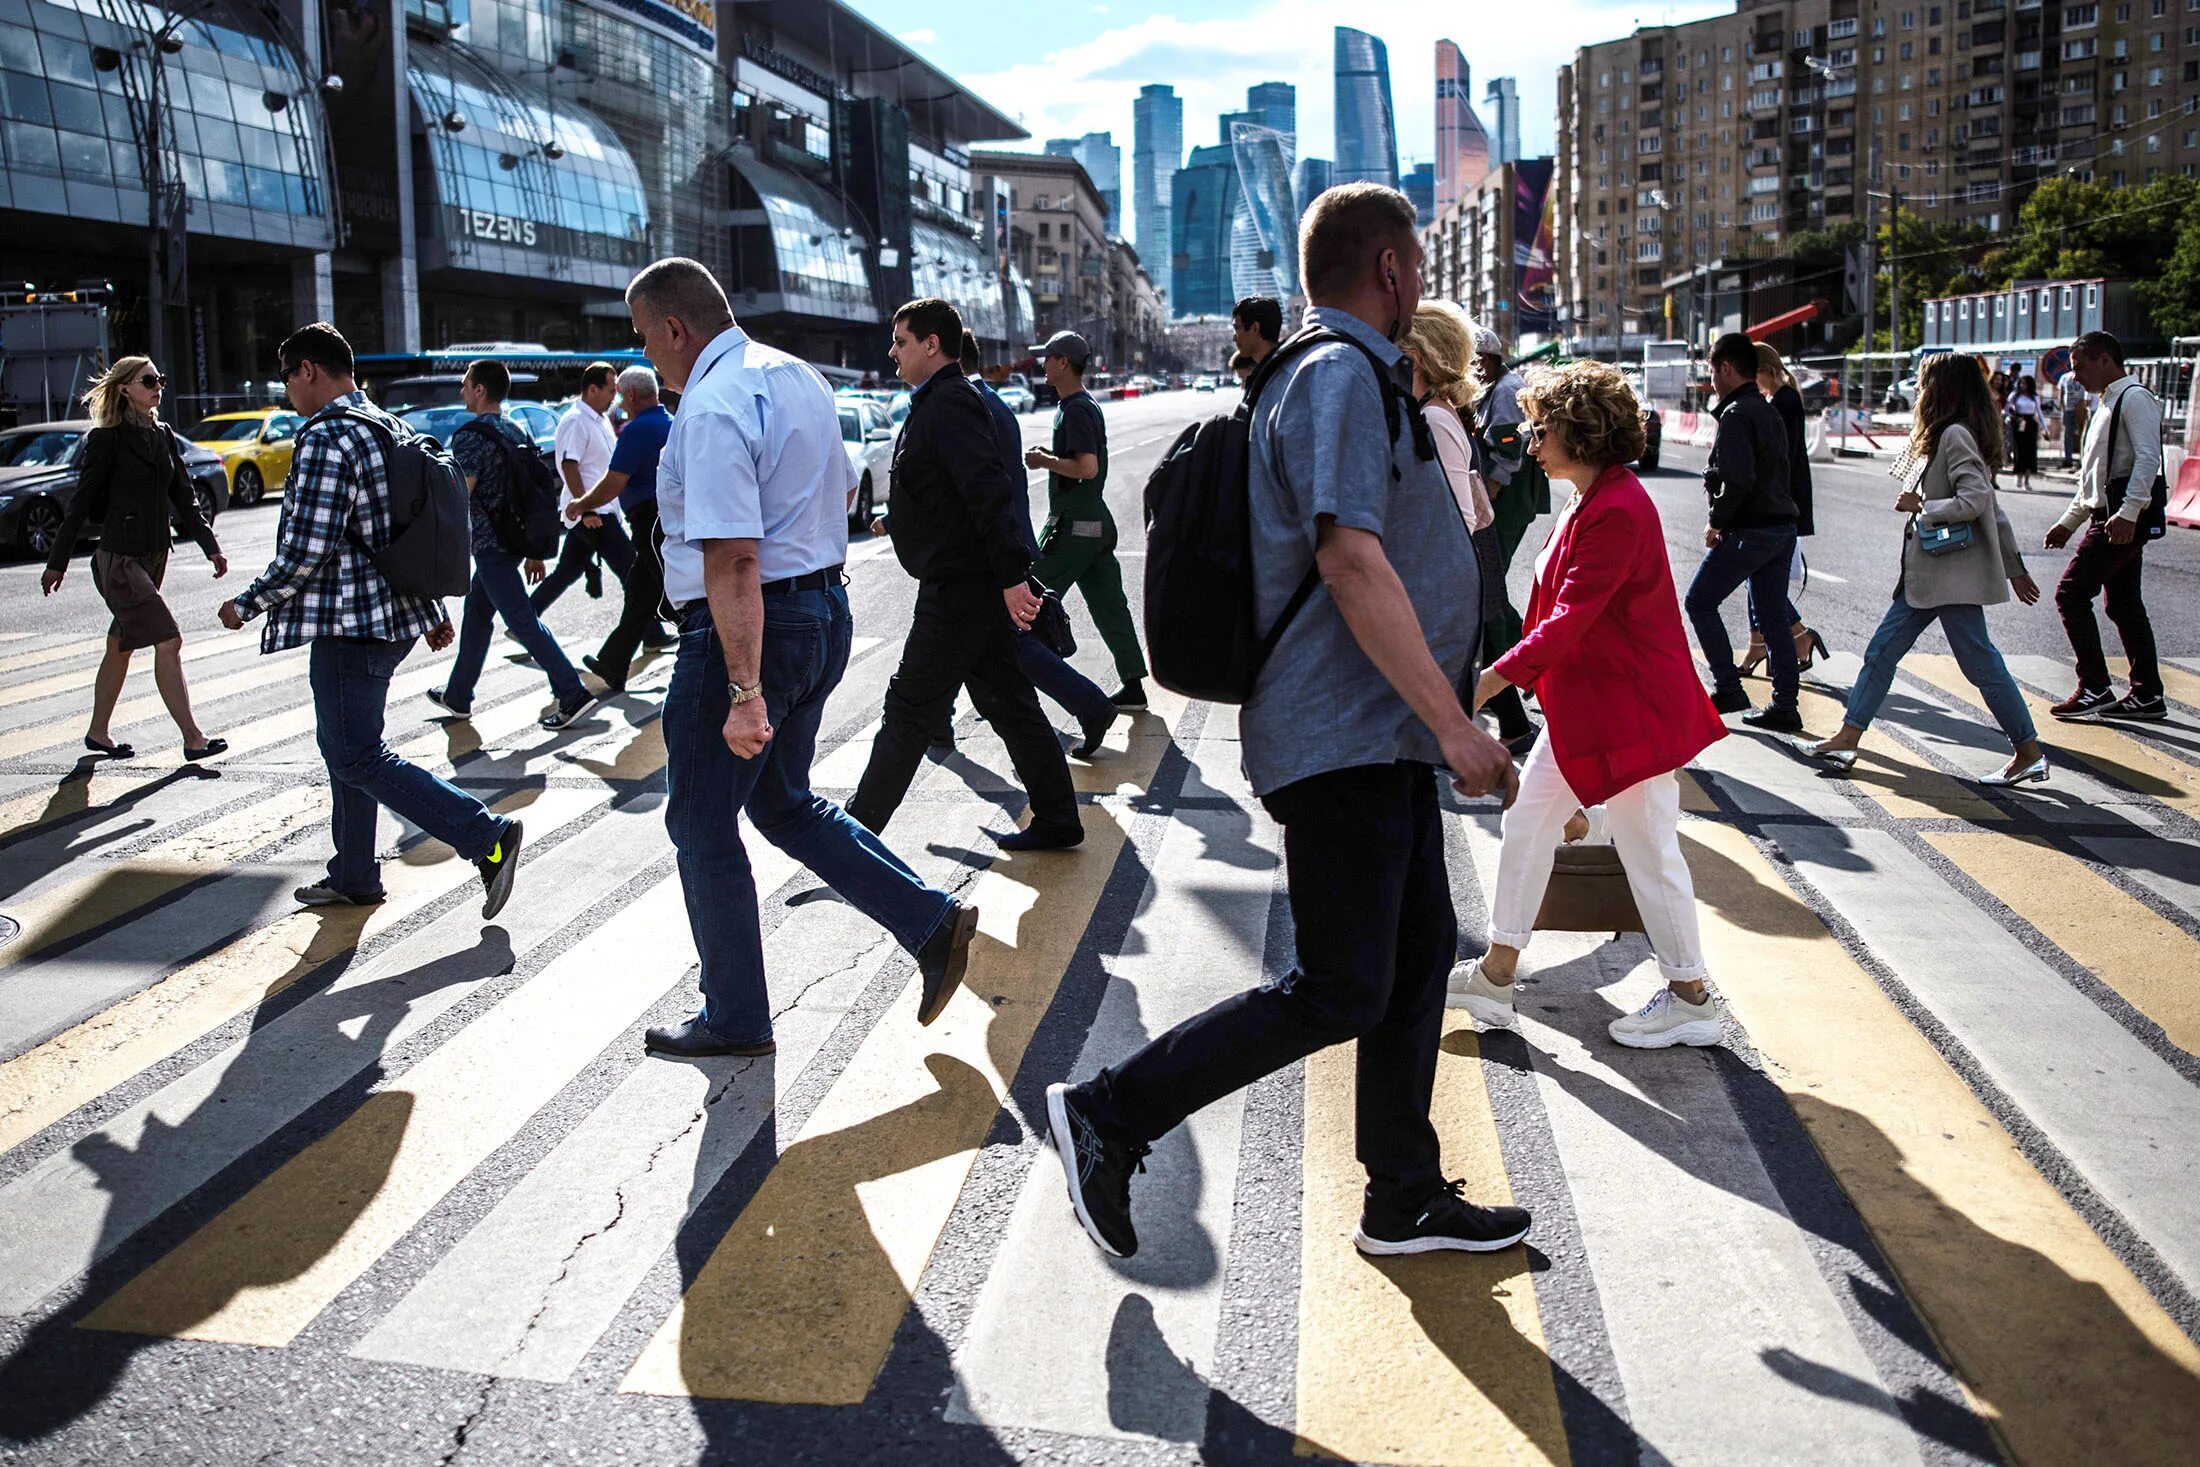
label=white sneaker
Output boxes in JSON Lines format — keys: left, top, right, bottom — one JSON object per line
{"left": 1608, "top": 987, "right": 1726, "bottom": 1049}
{"left": 1445, "top": 959, "right": 1518, "bottom": 1028}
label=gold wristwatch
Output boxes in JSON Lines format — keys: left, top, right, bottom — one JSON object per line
{"left": 727, "top": 680, "right": 763, "bottom": 706}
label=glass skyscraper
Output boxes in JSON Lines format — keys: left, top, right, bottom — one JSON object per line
{"left": 1045, "top": 131, "right": 1121, "bottom": 235}
{"left": 1333, "top": 27, "right": 1399, "bottom": 190}
{"left": 1169, "top": 142, "right": 1238, "bottom": 318}
{"left": 1292, "top": 157, "right": 1332, "bottom": 226}
{"left": 1486, "top": 78, "right": 1521, "bottom": 166}
{"left": 1245, "top": 82, "right": 1296, "bottom": 136}
{"left": 1435, "top": 39, "right": 1492, "bottom": 212}
{"left": 1402, "top": 162, "right": 1435, "bottom": 223}
{"left": 1133, "top": 84, "right": 1183, "bottom": 309}
{"left": 1228, "top": 122, "right": 1297, "bottom": 303}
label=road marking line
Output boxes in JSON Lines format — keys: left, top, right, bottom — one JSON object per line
{"left": 0, "top": 634, "right": 129, "bottom": 676}
{"left": 2113, "top": 657, "right": 2200, "bottom": 715}
{"left": 0, "top": 661, "right": 288, "bottom": 763}
{"left": 1688, "top": 821, "right": 2200, "bottom": 1465}
{"left": 619, "top": 698, "right": 1184, "bottom": 1405}
{"left": 1295, "top": 1017, "right": 1568, "bottom": 1464}
{"left": 1790, "top": 658, "right": 2007, "bottom": 822}
{"left": 0, "top": 634, "right": 283, "bottom": 711}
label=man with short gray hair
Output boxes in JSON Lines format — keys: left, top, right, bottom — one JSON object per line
{"left": 563, "top": 362, "right": 680, "bottom": 682}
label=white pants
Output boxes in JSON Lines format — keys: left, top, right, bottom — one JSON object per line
{"left": 1486, "top": 736, "right": 1709, "bottom": 984}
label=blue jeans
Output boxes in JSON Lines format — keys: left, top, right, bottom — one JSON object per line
{"left": 1842, "top": 593, "right": 2038, "bottom": 750}
{"left": 529, "top": 514, "right": 633, "bottom": 615}
{"left": 309, "top": 635, "right": 507, "bottom": 898}
{"left": 1686, "top": 525, "right": 1800, "bottom": 707}
{"left": 661, "top": 584, "right": 955, "bottom": 1045}
{"left": 1017, "top": 631, "right": 1116, "bottom": 729}
{"left": 445, "top": 545, "right": 586, "bottom": 709}
{"left": 1746, "top": 539, "right": 1802, "bottom": 633}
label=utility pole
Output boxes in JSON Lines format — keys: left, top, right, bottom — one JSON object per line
{"left": 1887, "top": 183, "right": 1902, "bottom": 365}
{"left": 1859, "top": 134, "right": 1877, "bottom": 419}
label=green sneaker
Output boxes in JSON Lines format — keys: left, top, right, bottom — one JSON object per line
{"left": 476, "top": 820, "right": 524, "bottom": 920}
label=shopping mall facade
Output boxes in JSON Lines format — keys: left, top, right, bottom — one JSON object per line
{"left": 0, "top": 0, "right": 1040, "bottom": 409}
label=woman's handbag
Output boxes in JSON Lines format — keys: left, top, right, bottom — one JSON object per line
{"left": 1914, "top": 519, "right": 1976, "bottom": 556}
{"left": 1534, "top": 843, "right": 1646, "bottom": 935}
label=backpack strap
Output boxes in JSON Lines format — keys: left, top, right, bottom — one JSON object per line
{"left": 1245, "top": 325, "right": 1432, "bottom": 480}
{"left": 321, "top": 406, "right": 410, "bottom": 582}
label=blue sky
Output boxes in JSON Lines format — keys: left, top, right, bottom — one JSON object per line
{"left": 844, "top": 3, "right": 1731, "bottom": 195}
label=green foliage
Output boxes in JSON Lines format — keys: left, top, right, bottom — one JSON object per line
{"left": 1981, "top": 175, "right": 2197, "bottom": 289}
{"left": 2135, "top": 189, "right": 2200, "bottom": 340}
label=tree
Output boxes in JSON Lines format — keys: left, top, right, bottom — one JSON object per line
{"left": 1982, "top": 175, "right": 2197, "bottom": 289}
{"left": 1876, "top": 215, "right": 1993, "bottom": 349}
{"left": 2136, "top": 189, "right": 2200, "bottom": 340}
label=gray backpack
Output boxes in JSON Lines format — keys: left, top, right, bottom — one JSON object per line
{"left": 331, "top": 408, "right": 472, "bottom": 599}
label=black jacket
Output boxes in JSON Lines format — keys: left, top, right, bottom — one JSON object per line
{"left": 1704, "top": 385, "right": 1798, "bottom": 531}
{"left": 886, "top": 364, "right": 1034, "bottom": 588}
{"left": 48, "top": 421, "right": 220, "bottom": 571}
{"left": 1771, "top": 382, "right": 1814, "bottom": 536}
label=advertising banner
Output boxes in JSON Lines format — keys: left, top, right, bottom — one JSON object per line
{"left": 1514, "top": 158, "right": 1556, "bottom": 336}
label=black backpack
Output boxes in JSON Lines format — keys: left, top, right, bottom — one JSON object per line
{"left": 1140, "top": 326, "right": 1429, "bottom": 703}
{"left": 330, "top": 408, "right": 472, "bottom": 599}
{"left": 457, "top": 417, "right": 564, "bottom": 559}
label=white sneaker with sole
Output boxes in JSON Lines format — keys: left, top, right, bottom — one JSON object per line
{"left": 1446, "top": 958, "right": 1518, "bottom": 1028}
{"left": 1608, "top": 987, "right": 1726, "bottom": 1049}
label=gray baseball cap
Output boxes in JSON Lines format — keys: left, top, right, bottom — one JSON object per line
{"left": 1038, "top": 330, "right": 1090, "bottom": 362}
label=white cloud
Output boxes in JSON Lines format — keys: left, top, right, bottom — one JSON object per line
{"left": 898, "top": 27, "right": 939, "bottom": 45}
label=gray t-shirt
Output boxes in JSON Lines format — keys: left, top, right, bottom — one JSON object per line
{"left": 1241, "top": 307, "right": 1483, "bottom": 797}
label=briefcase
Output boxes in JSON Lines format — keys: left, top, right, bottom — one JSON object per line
{"left": 1534, "top": 843, "right": 1645, "bottom": 935}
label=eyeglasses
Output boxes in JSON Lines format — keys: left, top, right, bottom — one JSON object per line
{"left": 1524, "top": 423, "right": 1546, "bottom": 446}
{"left": 138, "top": 373, "right": 166, "bottom": 390}
{"left": 280, "top": 362, "right": 305, "bottom": 382}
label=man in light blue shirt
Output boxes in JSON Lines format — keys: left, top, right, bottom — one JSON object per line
{"left": 625, "top": 258, "right": 980, "bottom": 1057}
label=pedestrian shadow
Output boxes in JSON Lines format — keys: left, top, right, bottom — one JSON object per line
{"left": 1, "top": 762, "right": 212, "bottom": 854}
{"left": 0, "top": 926, "right": 514, "bottom": 1444}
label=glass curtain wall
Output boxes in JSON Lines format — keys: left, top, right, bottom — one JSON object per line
{"left": 727, "top": 152, "right": 873, "bottom": 322}
{"left": 1230, "top": 122, "right": 1299, "bottom": 301}
{"left": 911, "top": 217, "right": 1005, "bottom": 343}
{"left": 1333, "top": 27, "right": 1400, "bottom": 189}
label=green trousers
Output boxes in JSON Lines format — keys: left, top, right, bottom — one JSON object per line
{"left": 1480, "top": 479, "right": 1541, "bottom": 664}
{"left": 1032, "top": 511, "right": 1148, "bottom": 686}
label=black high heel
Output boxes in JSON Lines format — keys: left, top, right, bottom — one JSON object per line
{"left": 1793, "top": 626, "right": 1830, "bottom": 671}
{"left": 84, "top": 735, "right": 135, "bottom": 758}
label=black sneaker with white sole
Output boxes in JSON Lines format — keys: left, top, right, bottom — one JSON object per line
{"left": 540, "top": 693, "right": 598, "bottom": 731}
{"left": 2050, "top": 686, "right": 2117, "bottom": 721}
{"left": 476, "top": 819, "right": 524, "bottom": 920}
{"left": 2098, "top": 692, "right": 2167, "bottom": 723}
{"left": 1352, "top": 1178, "right": 1532, "bottom": 1257}
{"left": 1045, "top": 1082, "right": 1148, "bottom": 1258}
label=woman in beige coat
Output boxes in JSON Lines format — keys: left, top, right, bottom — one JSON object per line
{"left": 1801, "top": 354, "right": 2047, "bottom": 786}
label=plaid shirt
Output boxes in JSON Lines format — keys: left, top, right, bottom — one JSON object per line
{"left": 232, "top": 390, "right": 449, "bottom": 651}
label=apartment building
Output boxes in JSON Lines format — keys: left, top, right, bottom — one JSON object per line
{"left": 1555, "top": 0, "right": 2200, "bottom": 354}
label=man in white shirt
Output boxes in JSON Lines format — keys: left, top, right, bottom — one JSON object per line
{"left": 2056, "top": 364, "right": 2091, "bottom": 469}
{"left": 529, "top": 362, "right": 627, "bottom": 617}
{"left": 623, "top": 257, "right": 980, "bottom": 1059}
{"left": 2043, "top": 331, "right": 2167, "bottom": 723}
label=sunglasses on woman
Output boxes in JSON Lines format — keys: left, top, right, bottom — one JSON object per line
{"left": 138, "top": 373, "right": 167, "bottom": 390}
{"left": 1524, "top": 423, "right": 1546, "bottom": 447}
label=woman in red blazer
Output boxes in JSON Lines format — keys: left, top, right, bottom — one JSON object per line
{"left": 1448, "top": 361, "right": 1731, "bottom": 1049}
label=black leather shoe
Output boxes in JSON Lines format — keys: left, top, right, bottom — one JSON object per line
{"left": 1709, "top": 686, "right": 1752, "bottom": 715}
{"left": 1072, "top": 712, "right": 1115, "bottom": 759}
{"left": 644, "top": 1015, "right": 776, "bottom": 1058}
{"left": 916, "top": 900, "right": 981, "bottom": 1026}
{"left": 1741, "top": 705, "right": 1805, "bottom": 733}
{"left": 582, "top": 654, "right": 627, "bottom": 694}
{"left": 994, "top": 820, "right": 1085, "bottom": 852}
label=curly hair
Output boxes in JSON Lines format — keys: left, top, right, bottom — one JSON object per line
{"left": 1517, "top": 360, "right": 1646, "bottom": 470}
{"left": 1399, "top": 302, "right": 1480, "bottom": 418}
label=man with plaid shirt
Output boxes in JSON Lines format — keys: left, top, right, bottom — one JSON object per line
{"left": 218, "top": 322, "right": 524, "bottom": 918}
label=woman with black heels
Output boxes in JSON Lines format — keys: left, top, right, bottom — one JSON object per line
{"left": 1739, "top": 342, "right": 1830, "bottom": 678}
{"left": 39, "top": 356, "right": 230, "bottom": 761}
{"left": 2007, "top": 374, "right": 2041, "bottom": 490}
{"left": 1799, "top": 355, "right": 2046, "bottom": 786}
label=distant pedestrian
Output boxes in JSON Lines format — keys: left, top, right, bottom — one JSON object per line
{"left": 1045, "top": 183, "right": 1524, "bottom": 1264}
{"left": 1451, "top": 360, "right": 1732, "bottom": 1048}
{"left": 1469, "top": 322, "right": 1546, "bottom": 751}
{"left": 218, "top": 322, "right": 523, "bottom": 915}
{"left": 1739, "top": 342, "right": 1829, "bottom": 678}
{"left": 624, "top": 259, "right": 980, "bottom": 1056}
{"left": 1229, "top": 351, "right": 1256, "bottom": 387}
{"left": 428, "top": 359, "right": 598, "bottom": 729}
{"left": 2057, "top": 366, "right": 2090, "bottom": 468}
{"left": 846, "top": 298, "right": 1082, "bottom": 850}
{"left": 558, "top": 365, "right": 683, "bottom": 691}
{"left": 2045, "top": 331, "right": 2168, "bottom": 723}
{"left": 1024, "top": 330, "right": 1150, "bottom": 711}
{"left": 1231, "top": 295, "right": 1282, "bottom": 369}
{"left": 41, "top": 355, "right": 229, "bottom": 761}
{"left": 528, "top": 361, "right": 626, "bottom": 615}
{"left": 1685, "top": 330, "right": 1801, "bottom": 730}
{"left": 1802, "top": 354, "right": 2046, "bottom": 785}
{"left": 2006, "top": 374, "right": 2041, "bottom": 490}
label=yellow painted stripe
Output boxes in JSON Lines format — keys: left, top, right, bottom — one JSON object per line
{"left": 1923, "top": 831, "right": 2200, "bottom": 1058}
{"left": 1680, "top": 767, "right": 1717, "bottom": 813}
{"left": 80, "top": 876, "right": 698, "bottom": 1345}
{"left": 1792, "top": 677, "right": 2008, "bottom": 823}
{"left": 0, "top": 634, "right": 114, "bottom": 676}
{"left": 620, "top": 690, "right": 1190, "bottom": 1404}
{"left": 1294, "top": 1018, "right": 1567, "bottom": 1464}
{"left": 1687, "top": 821, "right": 2200, "bottom": 1464}
{"left": 167, "top": 658, "right": 454, "bottom": 769}
{"left": 0, "top": 661, "right": 289, "bottom": 762}
{"left": 0, "top": 765, "right": 185, "bottom": 843}
{"left": 1907, "top": 654, "right": 2194, "bottom": 817}
{"left": 2113, "top": 657, "right": 2200, "bottom": 713}
{"left": 0, "top": 631, "right": 273, "bottom": 707}
{"left": 0, "top": 786, "right": 606, "bottom": 1156}
{"left": 0, "top": 784, "right": 327, "bottom": 976}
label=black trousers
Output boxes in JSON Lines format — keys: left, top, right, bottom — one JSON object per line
{"left": 2056, "top": 516, "right": 2160, "bottom": 699}
{"left": 529, "top": 515, "right": 632, "bottom": 615}
{"left": 846, "top": 576, "right": 1080, "bottom": 835}
{"left": 1076, "top": 761, "right": 1453, "bottom": 1205}
{"left": 596, "top": 499, "right": 671, "bottom": 677}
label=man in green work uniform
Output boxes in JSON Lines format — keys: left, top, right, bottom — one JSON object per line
{"left": 1023, "top": 330, "right": 1149, "bottom": 710}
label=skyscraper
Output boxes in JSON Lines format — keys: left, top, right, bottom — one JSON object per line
{"left": 1333, "top": 27, "right": 1399, "bottom": 190}
{"left": 1171, "top": 143, "right": 1240, "bottom": 318}
{"left": 1230, "top": 122, "right": 1298, "bottom": 303}
{"left": 1246, "top": 81, "right": 1297, "bottom": 136}
{"left": 1402, "top": 162, "right": 1436, "bottom": 221}
{"left": 1292, "top": 157, "right": 1332, "bottom": 225}
{"left": 1133, "top": 85, "right": 1183, "bottom": 308}
{"left": 1434, "top": 39, "right": 1492, "bottom": 211}
{"left": 1045, "top": 132, "right": 1122, "bottom": 235}
{"left": 1486, "top": 77, "right": 1521, "bottom": 166}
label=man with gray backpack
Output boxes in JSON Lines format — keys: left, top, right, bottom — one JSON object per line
{"left": 219, "top": 322, "right": 525, "bottom": 919}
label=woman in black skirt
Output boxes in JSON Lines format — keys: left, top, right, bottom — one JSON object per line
{"left": 2006, "top": 374, "right": 2042, "bottom": 490}
{"left": 40, "top": 355, "right": 230, "bottom": 760}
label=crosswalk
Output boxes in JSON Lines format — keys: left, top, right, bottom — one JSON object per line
{"left": 1, "top": 618, "right": 2197, "bottom": 1464}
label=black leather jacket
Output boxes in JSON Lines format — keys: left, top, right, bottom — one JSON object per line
{"left": 885, "top": 364, "right": 1034, "bottom": 588}
{"left": 48, "top": 421, "right": 219, "bottom": 570}
{"left": 1704, "top": 385, "right": 1799, "bottom": 530}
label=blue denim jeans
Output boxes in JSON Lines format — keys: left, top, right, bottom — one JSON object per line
{"left": 309, "top": 635, "right": 508, "bottom": 898}
{"left": 1685, "top": 525, "right": 1800, "bottom": 707}
{"left": 661, "top": 584, "right": 955, "bottom": 1045}
{"left": 1017, "top": 631, "right": 1116, "bottom": 729}
{"left": 1842, "top": 593, "right": 2038, "bottom": 750}
{"left": 444, "top": 545, "right": 587, "bottom": 709}
{"left": 1746, "top": 539, "right": 1803, "bottom": 633}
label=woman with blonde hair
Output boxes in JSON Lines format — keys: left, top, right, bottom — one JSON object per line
{"left": 1801, "top": 353, "right": 2045, "bottom": 785}
{"left": 1738, "top": 341, "right": 1830, "bottom": 676}
{"left": 1448, "top": 360, "right": 1732, "bottom": 1050}
{"left": 39, "top": 356, "right": 230, "bottom": 760}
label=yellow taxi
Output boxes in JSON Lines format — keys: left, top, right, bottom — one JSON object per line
{"left": 191, "top": 407, "right": 306, "bottom": 507}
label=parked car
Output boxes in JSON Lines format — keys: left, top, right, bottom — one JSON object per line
{"left": 399, "top": 402, "right": 558, "bottom": 455}
{"left": 191, "top": 407, "right": 305, "bottom": 507}
{"left": 1032, "top": 379, "right": 1060, "bottom": 410}
{"left": 1193, "top": 376, "right": 1217, "bottom": 392}
{"left": 839, "top": 398, "right": 894, "bottom": 526}
{"left": 1791, "top": 364, "right": 1842, "bottom": 412}
{"left": 1882, "top": 375, "right": 1920, "bottom": 412}
{"left": 0, "top": 419, "right": 227, "bottom": 559}
{"left": 996, "top": 373, "right": 1035, "bottom": 413}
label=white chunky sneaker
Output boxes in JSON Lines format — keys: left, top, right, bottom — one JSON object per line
{"left": 1446, "top": 958, "right": 1519, "bottom": 1028}
{"left": 1608, "top": 987, "right": 1726, "bottom": 1049}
